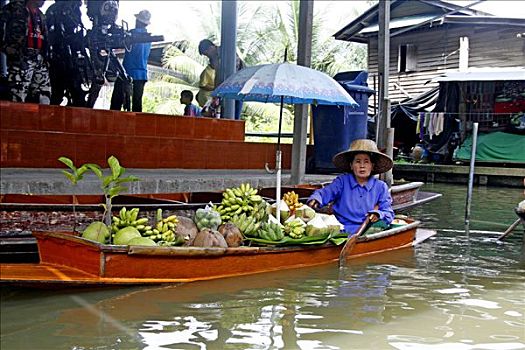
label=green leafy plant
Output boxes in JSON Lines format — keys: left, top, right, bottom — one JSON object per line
{"left": 59, "top": 156, "right": 140, "bottom": 241}
{"left": 58, "top": 157, "right": 90, "bottom": 233}
{"left": 85, "top": 156, "right": 140, "bottom": 236}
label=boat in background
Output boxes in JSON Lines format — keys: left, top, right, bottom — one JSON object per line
{"left": 0, "top": 219, "right": 437, "bottom": 287}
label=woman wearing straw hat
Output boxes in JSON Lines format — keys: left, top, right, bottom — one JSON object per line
{"left": 307, "top": 139, "right": 395, "bottom": 235}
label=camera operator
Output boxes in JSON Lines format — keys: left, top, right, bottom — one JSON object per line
{"left": 46, "top": 0, "right": 87, "bottom": 106}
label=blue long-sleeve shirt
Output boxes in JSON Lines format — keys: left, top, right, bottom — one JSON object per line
{"left": 123, "top": 28, "right": 151, "bottom": 81}
{"left": 308, "top": 173, "right": 394, "bottom": 235}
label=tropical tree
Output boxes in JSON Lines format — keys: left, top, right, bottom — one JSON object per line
{"left": 142, "top": 1, "right": 368, "bottom": 141}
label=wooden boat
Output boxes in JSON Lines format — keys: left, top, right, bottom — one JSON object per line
{"left": 0, "top": 218, "right": 436, "bottom": 287}
{"left": 0, "top": 182, "right": 441, "bottom": 263}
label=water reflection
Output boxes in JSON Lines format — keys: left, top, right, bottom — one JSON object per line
{"left": 1, "top": 183, "right": 525, "bottom": 349}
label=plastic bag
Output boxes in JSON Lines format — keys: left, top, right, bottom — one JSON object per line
{"left": 194, "top": 202, "right": 222, "bottom": 231}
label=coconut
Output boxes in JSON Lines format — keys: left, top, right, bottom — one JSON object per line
{"left": 322, "top": 214, "right": 344, "bottom": 234}
{"left": 305, "top": 215, "right": 328, "bottom": 236}
{"left": 268, "top": 214, "right": 283, "bottom": 227}
{"left": 295, "top": 205, "right": 316, "bottom": 223}
{"left": 176, "top": 216, "right": 199, "bottom": 246}
{"left": 192, "top": 228, "right": 228, "bottom": 248}
{"left": 114, "top": 226, "right": 141, "bottom": 245}
{"left": 218, "top": 223, "right": 243, "bottom": 247}
{"left": 270, "top": 200, "right": 290, "bottom": 223}
{"left": 127, "top": 237, "right": 157, "bottom": 246}
{"left": 82, "top": 221, "right": 109, "bottom": 244}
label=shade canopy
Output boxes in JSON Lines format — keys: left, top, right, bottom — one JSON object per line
{"left": 213, "top": 62, "right": 358, "bottom": 107}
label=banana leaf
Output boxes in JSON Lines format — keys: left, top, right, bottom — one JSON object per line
{"left": 246, "top": 231, "right": 333, "bottom": 246}
{"left": 329, "top": 233, "right": 350, "bottom": 246}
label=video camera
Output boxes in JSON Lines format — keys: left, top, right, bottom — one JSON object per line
{"left": 83, "top": 0, "right": 164, "bottom": 107}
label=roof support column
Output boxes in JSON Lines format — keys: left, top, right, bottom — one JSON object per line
{"left": 219, "top": 0, "right": 237, "bottom": 119}
{"left": 377, "top": 0, "right": 393, "bottom": 186}
{"left": 291, "top": 0, "right": 313, "bottom": 185}
{"left": 0, "top": 0, "right": 7, "bottom": 78}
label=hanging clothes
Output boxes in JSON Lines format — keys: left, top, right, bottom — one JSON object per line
{"left": 428, "top": 112, "right": 436, "bottom": 140}
{"left": 435, "top": 113, "right": 445, "bottom": 136}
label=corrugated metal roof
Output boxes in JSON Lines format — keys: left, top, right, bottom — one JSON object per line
{"left": 334, "top": 0, "right": 495, "bottom": 42}
{"left": 432, "top": 67, "right": 525, "bottom": 81}
{"left": 360, "top": 15, "right": 437, "bottom": 34}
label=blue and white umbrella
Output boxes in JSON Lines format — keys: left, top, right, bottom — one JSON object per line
{"left": 213, "top": 62, "right": 358, "bottom": 106}
{"left": 213, "top": 62, "right": 359, "bottom": 222}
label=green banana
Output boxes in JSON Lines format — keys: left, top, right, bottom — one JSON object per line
{"left": 119, "top": 207, "right": 127, "bottom": 221}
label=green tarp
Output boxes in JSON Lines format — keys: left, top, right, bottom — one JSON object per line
{"left": 454, "top": 131, "right": 525, "bottom": 164}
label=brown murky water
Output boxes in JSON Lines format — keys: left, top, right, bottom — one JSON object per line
{"left": 1, "top": 183, "right": 524, "bottom": 350}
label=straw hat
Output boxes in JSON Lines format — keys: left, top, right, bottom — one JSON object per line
{"left": 332, "top": 139, "right": 393, "bottom": 175}
{"left": 135, "top": 10, "right": 151, "bottom": 25}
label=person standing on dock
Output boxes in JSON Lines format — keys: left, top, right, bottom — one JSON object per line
{"left": 0, "top": 0, "right": 50, "bottom": 104}
{"left": 110, "top": 9, "right": 152, "bottom": 112}
{"left": 45, "top": 0, "right": 85, "bottom": 106}
{"left": 307, "top": 139, "right": 395, "bottom": 235}
{"left": 197, "top": 39, "right": 244, "bottom": 120}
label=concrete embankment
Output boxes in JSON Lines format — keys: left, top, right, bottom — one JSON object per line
{"left": 394, "top": 164, "right": 525, "bottom": 188}
{"left": 1, "top": 164, "right": 522, "bottom": 195}
{"left": 0, "top": 168, "right": 337, "bottom": 195}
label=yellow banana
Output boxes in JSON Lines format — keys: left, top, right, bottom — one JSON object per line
{"left": 165, "top": 215, "right": 178, "bottom": 222}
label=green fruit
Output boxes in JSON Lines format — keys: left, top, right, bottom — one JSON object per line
{"left": 82, "top": 221, "right": 110, "bottom": 243}
{"left": 127, "top": 237, "right": 157, "bottom": 246}
{"left": 114, "top": 226, "right": 141, "bottom": 245}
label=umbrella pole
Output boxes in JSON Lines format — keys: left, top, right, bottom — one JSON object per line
{"left": 276, "top": 150, "right": 282, "bottom": 223}
{"left": 276, "top": 96, "right": 284, "bottom": 224}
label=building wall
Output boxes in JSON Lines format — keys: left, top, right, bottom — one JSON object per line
{"left": 367, "top": 24, "right": 525, "bottom": 103}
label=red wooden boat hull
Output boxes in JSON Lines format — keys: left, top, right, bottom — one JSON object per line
{"left": 0, "top": 221, "right": 431, "bottom": 287}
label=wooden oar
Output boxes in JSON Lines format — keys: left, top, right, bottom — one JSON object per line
{"left": 497, "top": 218, "right": 522, "bottom": 241}
{"left": 338, "top": 215, "right": 373, "bottom": 267}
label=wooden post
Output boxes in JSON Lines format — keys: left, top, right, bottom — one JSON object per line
{"left": 377, "top": 0, "right": 393, "bottom": 187}
{"left": 376, "top": 0, "right": 390, "bottom": 147}
{"left": 291, "top": 0, "right": 313, "bottom": 185}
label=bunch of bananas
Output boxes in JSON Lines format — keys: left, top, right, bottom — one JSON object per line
{"left": 284, "top": 218, "right": 306, "bottom": 239}
{"left": 258, "top": 222, "right": 284, "bottom": 241}
{"left": 142, "top": 209, "right": 180, "bottom": 244}
{"left": 283, "top": 191, "right": 301, "bottom": 213}
{"left": 230, "top": 212, "right": 260, "bottom": 238}
{"left": 214, "top": 183, "right": 263, "bottom": 221}
{"left": 111, "top": 207, "right": 150, "bottom": 235}
{"left": 252, "top": 200, "right": 269, "bottom": 223}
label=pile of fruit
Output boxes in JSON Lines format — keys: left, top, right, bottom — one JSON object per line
{"left": 81, "top": 185, "right": 344, "bottom": 248}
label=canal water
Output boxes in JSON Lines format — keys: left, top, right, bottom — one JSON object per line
{"left": 1, "top": 183, "right": 524, "bottom": 350}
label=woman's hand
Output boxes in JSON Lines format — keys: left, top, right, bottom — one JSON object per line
{"left": 368, "top": 212, "right": 380, "bottom": 223}
{"left": 307, "top": 199, "right": 320, "bottom": 210}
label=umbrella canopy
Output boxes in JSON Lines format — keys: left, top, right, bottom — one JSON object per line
{"left": 213, "top": 62, "right": 358, "bottom": 107}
